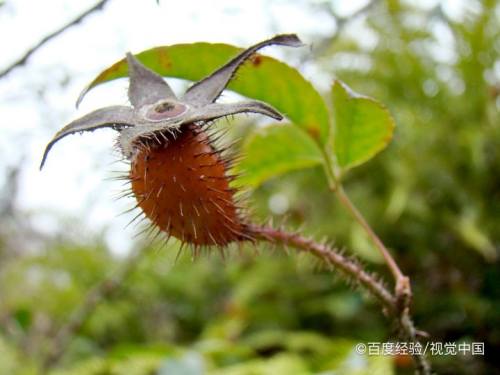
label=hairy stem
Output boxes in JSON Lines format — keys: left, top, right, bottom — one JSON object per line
{"left": 336, "top": 186, "right": 403, "bottom": 280}
{"left": 335, "top": 185, "right": 411, "bottom": 306}
{"left": 319, "top": 151, "right": 428, "bottom": 372}
{"left": 252, "top": 224, "right": 431, "bottom": 375}
{"left": 251, "top": 225, "right": 395, "bottom": 313}
{"left": 321, "top": 150, "right": 411, "bottom": 308}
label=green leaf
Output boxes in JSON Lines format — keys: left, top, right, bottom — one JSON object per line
{"left": 331, "top": 80, "right": 395, "bottom": 170}
{"left": 235, "top": 124, "right": 324, "bottom": 188}
{"left": 78, "top": 43, "right": 330, "bottom": 143}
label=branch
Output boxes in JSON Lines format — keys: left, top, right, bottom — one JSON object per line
{"left": 335, "top": 185, "right": 412, "bottom": 310}
{"left": 251, "top": 224, "right": 431, "bottom": 375}
{"left": 251, "top": 225, "right": 395, "bottom": 314}
{"left": 0, "top": 0, "right": 111, "bottom": 79}
{"left": 321, "top": 151, "right": 412, "bottom": 314}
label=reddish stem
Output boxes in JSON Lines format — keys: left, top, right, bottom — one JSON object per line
{"left": 250, "top": 224, "right": 396, "bottom": 313}
{"left": 335, "top": 186, "right": 411, "bottom": 304}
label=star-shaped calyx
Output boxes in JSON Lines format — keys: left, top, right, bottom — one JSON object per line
{"left": 40, "top": 34, "right": 303, "bottom": 169}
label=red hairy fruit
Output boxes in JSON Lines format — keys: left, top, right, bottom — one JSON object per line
{"left": 129, "top": 124, "right": 250, "bottom": 246}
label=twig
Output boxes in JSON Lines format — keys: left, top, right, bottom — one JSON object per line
{"left": 0, "top": 0, "right": 111, "bottom": 79}
{"left": 41, "top": 245, "right": 147, "bottom": 370}
{"left": 399, "top": 308, "right": 433, "bottom": 374}
{"left": 320, "top": 154, "right": 427, "bottom": 372}
{"left": 252, "top": 224, "right": 431, "bottom": 375}
{"left": 251, "top": 225, "right": 395, "bottom": 313}
{"left": 336, "top": 187, "right": 403, "bottom": 280}
{"left": 335, "top": 185, "right": 412, "bottom": 310}
{"left": 321, "top": 149, "right": 412, "bottom": 312}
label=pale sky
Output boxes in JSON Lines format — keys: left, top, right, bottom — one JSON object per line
{"left": 0, "top": 0, "right": 467, "bottom": 254}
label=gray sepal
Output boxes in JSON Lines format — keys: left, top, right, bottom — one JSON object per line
{"left": 182, "top": 34, "right": 303, "bottom": 106}
{"left": 40, "top": 106, "right": 136, "bottom": 169}
{"left": 44, "top": 36, "right": 301, "bottom": 169}
{"left": 126, "top": 52, "right": 177, "bottom": 108}
{"left": 186, "top": 101, "right": 283, "bottom": 123}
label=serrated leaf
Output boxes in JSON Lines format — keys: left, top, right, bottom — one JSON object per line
{"left": 236, "top": 124, "right": 324, "bottom": 188}
{"left": 331, "top": 80, "right": 395, "bottom": 170}
{"left": 78, "top": 43, "right": 330, "bottom": 143}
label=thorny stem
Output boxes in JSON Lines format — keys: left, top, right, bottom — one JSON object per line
{"left": 321, "top": 149, "right": 411, "bottom": 309}
{"left": 252, "top": 225, "right": 431, "bottom": 375}
{"left": 337, "top": 186, "right": 403, "bottom": 279}
{"left": 251, "top": 225, "right": 395, "bottom": 311}
{"left": 335, "top": 186, "right": 411, "bottom": 303}
{"left": 319, "top": 151, "right": 429, "bottom": 373}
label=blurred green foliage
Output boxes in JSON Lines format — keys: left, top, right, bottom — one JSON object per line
{"left": 0, "top": 1, "right": 499, "bottom": 374}
{"left": 0, "top": 243, "right": 391, "bottom": 374}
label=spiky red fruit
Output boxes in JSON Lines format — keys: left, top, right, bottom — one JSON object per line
{"left": 129, "top": 124, "right": 250, "bottom": 246}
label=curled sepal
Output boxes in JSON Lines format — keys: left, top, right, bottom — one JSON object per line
{"left": 40, "top": 106, "right": 136, "bottom": 169}
{"left": 126, "top": 52, "right": 177, "bottom": 108}
{"left": 182, "top": 34, "right": 304, "bottom": 106}
{"left": 188, "top": 101, "right": 283, "bottom": 123}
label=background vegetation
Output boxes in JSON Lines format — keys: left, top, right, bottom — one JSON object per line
{"left": 0, "top": 0, "right": 499, "bottom": 374}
